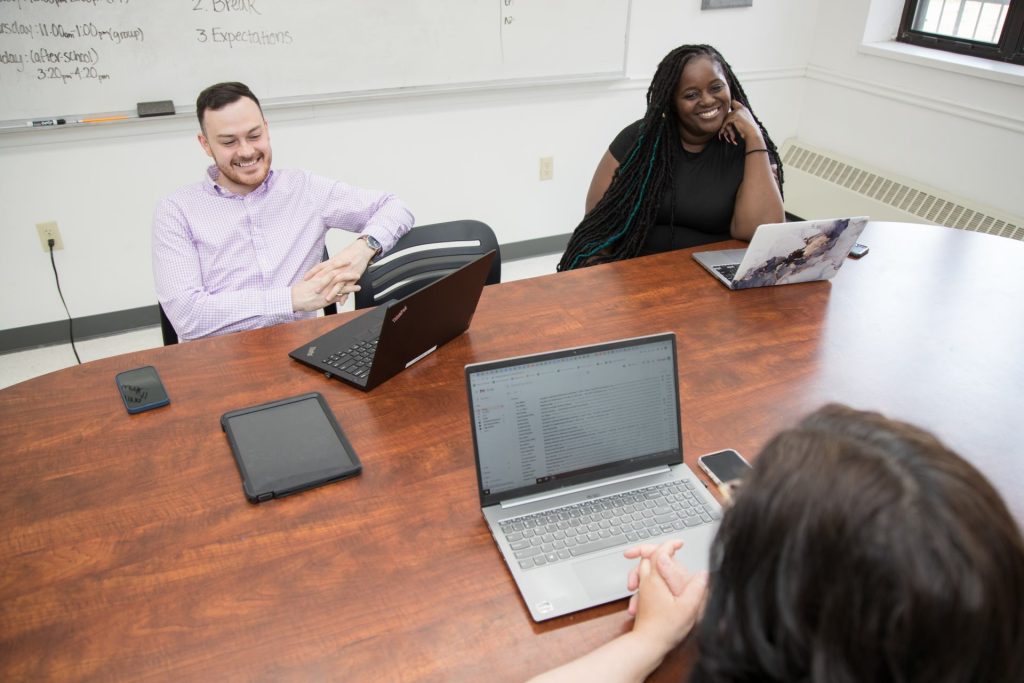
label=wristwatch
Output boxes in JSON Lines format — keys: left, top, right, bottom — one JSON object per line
{"left": 359, "top": 234, "right": 382, "bottom": 259}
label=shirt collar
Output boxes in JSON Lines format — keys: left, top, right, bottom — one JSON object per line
{"left": 204, "top": 165, "right": 275, "bottom": 198}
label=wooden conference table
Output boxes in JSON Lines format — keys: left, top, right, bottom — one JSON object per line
{"left": 2, "top": 222, "right": 1022, "bottom": 682}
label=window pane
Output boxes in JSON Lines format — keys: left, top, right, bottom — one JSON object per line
{"left": 912, "top": 0, "right": 1009, "bottom": 44}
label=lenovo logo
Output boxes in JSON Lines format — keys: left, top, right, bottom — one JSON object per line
{"left": 391, "top": 305, "right": 408, "bottom": 323}
{"left": 306, "top": 346, "right": 317, "bottom": 357}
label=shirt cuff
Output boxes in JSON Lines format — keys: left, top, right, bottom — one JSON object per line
{"left": 266, "top": 286, "right": 297, "bottom": 323}
{"left": 359, "top": 226, "right": 392, "bottom": 252}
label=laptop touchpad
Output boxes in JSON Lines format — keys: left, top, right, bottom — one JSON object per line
{"left": 572, "top": 552, "right": 635, "bottom": 599}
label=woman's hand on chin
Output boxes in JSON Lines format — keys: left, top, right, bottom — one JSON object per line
{"left": 718, "top": 100, "right": 763, "bottom": 148}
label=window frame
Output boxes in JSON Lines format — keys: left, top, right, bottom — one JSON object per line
{"left": 898, "top": 0, "right": 1024, "bottom": 65}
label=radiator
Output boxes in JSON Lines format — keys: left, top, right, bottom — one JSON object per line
{"left": 780, "top": 139, "right": 1023, "bottom": 242}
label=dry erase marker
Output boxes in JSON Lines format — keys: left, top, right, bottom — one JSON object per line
{"left": 78, "top": 115, "right": 130, "bottom": 123}
{"left": 28, "top": 118, "right": 66, "bottom": 127}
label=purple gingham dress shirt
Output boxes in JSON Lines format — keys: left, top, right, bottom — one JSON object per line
{"left": 152, "top": 166, "right": 413, "bottom": 340}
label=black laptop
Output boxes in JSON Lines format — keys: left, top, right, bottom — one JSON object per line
{"left": 289, "top": 250, "right": 496, "bottom": 391}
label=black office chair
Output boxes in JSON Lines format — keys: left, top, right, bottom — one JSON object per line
{"left": 158, "top": 248, "right": 339, "bottom": 346}
{"left": 353, "top": 220, "right": 501, "bottom": 310}
{"left": 158, "top": 303, "right": 179, "bottom": 346}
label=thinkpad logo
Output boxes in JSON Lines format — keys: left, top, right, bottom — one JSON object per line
{"left": 391, "top": 305, "right": 408, "bottom": 323}
{"left": 306, "top": 346, "right": 317, "bottom": 357}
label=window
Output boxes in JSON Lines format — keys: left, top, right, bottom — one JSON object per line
{"left": 898, "top": 0, "right": 1024, "bottom": 64}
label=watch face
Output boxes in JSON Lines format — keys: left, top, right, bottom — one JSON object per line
{"left": 365, "top": 235, "right": 382, "bottom": 253}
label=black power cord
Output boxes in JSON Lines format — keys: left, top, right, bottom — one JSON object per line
{"left": 48, "top": 238, "right": 81, "bottom": 365}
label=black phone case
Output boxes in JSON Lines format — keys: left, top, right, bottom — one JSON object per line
{"left": 221, "top": 392, "right": 361, "bottom": 503}
{"left": 115, "top": 365, "right": 170, "bottom": 414}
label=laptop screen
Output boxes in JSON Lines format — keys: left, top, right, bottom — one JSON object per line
{"left": 467, "top": 334, "right": 681, "bottom": 506}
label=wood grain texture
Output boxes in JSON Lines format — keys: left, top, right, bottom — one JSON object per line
{"left": 2, "top": 222, "right": 1021, "bottom": 682}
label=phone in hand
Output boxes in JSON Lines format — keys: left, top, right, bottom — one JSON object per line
{"left": 115, "top": 366, "right": 170, "bottom": 414}
{"left": 697, "top": 449, "right": 751, "bottom": 503}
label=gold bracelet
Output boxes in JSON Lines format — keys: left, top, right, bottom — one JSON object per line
{"left": 745, "top": 148, "right": 769, "bottom": 156}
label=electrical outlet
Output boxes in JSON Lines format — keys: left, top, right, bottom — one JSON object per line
{"left": 539, "top": 156, "right": 554, "bottom": 181}
{"left": 36, "top": 221, "right": 64, "bottom": 252}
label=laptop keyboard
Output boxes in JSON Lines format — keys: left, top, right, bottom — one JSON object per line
{"left": 498, "top": 480, "right": 721, "bottom": 570}
{"left": 323, "top": 339, "right": 378, "bottom": 380}
{"left": 713, "top": 264, "right": 739, "bottom": 281}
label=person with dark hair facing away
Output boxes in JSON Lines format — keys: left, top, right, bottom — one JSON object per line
{"left": 153, "top": 82, "right": 413, "bottom": 340}
{"left": 531, "top": 404, "right": 1024, "bottom": 682}
{"left": 559, "top": 44, "right": 784, "bottom": 270}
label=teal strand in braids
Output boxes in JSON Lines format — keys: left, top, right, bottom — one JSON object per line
{"left": 569, "top": 133, "right": 662, "bottom": 269}
{"left": 617, "top": 128, "right": 646, "bottom": 171}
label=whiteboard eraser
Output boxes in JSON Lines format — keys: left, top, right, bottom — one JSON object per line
{"left": 137, "top": 100, "right": 176, "bottom": 118}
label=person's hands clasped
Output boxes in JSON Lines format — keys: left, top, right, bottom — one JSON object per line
{"left": 623, "top": 540, "right": 709, "bottom": 654}
{"left": 717, "top": 100, "right": 763, "bottom": 147}
{"left": 302, "top": 239, "right": 376, "bottom": 307}
{"left": 291, "top": 272, "right": 338, "bottom": 313}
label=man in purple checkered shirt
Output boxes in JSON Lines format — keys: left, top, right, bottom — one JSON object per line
{"left": 152, "top": 82, "right": 414, "bottom": 341}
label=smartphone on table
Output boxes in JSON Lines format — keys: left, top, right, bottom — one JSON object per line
{"left": 697, "top": 449, "right": 752, "bottom": 504}
{"left": 848, "top": 243, "right": 869, "bottom": 258}
{"left": 115, "top": 366, "right": 170, "bottom": 414}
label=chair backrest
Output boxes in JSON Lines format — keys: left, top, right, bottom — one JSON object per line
{"left": 157, "top": 248, "right": 338, "bottom": 346}
{"left": 354, "top": 220, "right": 501, "bottom": 310}
{"left": 159, "top": 302, "right": 178, "bottom": 346}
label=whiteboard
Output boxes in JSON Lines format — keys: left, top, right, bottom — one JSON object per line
{"left": 0, "top": 0, "right": 629, "bottom": 123}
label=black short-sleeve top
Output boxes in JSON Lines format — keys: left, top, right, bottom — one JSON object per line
{"left": 609, "top": 119, "right": 746, "bottom": 254}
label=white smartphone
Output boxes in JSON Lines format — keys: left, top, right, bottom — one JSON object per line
{"left": 697, "top": 449, "right": 751, "bottom": 502}
{"left": 848, "top": 243, "right": 869, "bottom": 258}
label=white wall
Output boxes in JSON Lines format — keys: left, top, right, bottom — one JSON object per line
{"left": 801, "top": 0, "right": 1024, "bottom": 219}
{"left": 0, "top": 0, "right": 821, "bottom": 332}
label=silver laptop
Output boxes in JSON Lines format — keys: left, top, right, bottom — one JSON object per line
{"left": 465, "top": 333, "right": 721, "bottom": 621}
{"left": 693, "top": 216, "right": 869, "bottom": 289}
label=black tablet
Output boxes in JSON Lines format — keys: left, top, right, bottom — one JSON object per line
{"left": 221, "top": 392, "right": 361, "bottom": 503}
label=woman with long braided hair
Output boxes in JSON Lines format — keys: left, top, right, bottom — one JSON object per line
{"left": 558, "top": 45, "right": 784, "bottom": 270}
